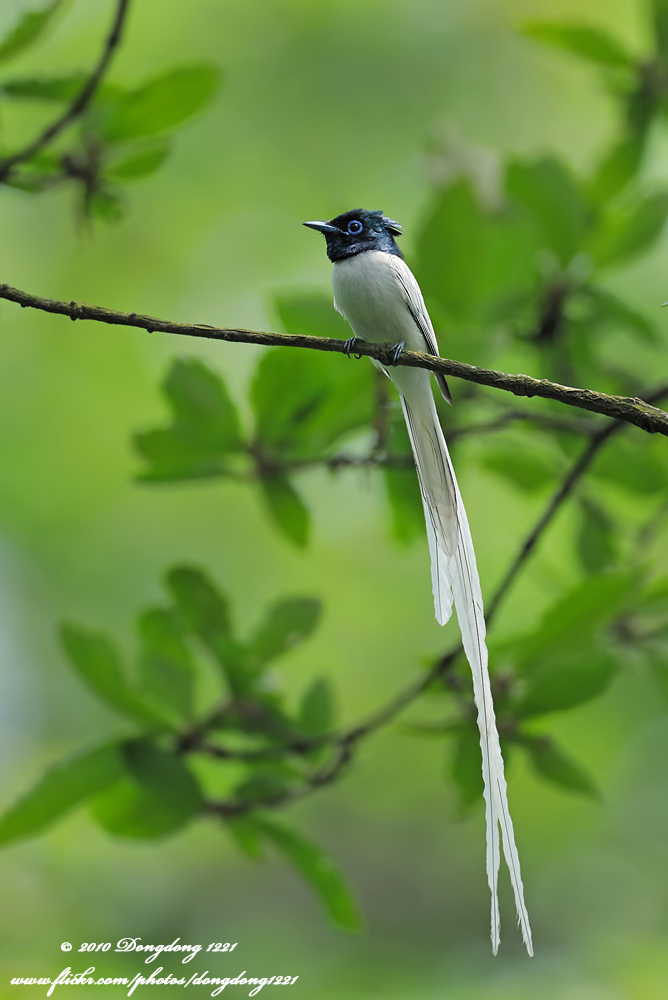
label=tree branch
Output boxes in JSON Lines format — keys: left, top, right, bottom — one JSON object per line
{"left": 486, "top": 383, "right": 668, "bottom": 625}
{"left": 0, "top": 0, "right": 131, "bottom": 183}
{"left": 1, "top": 281, "right": 668, "bottom": 435}
{"left": 184, "top": 387, "right": 668, "bottom": 815}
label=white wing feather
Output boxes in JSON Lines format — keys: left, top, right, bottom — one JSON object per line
{"left": 332, "top": 249, "right": 533, "bottom": 955}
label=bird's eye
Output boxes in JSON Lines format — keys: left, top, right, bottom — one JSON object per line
{"left": 347, "top": 220, "right": 363, "bottom": 235}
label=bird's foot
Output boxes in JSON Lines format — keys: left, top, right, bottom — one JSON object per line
{"left": 389, "top": 340, "right": 406, "bottom": 365}
{"left": 344, "top": 337, "right": 362, "bottom": 359}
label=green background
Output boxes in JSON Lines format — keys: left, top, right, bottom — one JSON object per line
{"left": 1, "top": 0, "right": 668, "bottom": 996}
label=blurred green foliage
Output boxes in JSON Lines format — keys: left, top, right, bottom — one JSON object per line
{"left": 3, "top": 0, "right": 668, "bottom": 990}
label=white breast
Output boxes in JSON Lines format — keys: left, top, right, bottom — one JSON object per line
{"left": 332, "top": 250, "right": 426, "bottom": 351}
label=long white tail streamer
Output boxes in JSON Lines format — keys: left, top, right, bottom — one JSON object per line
{"left": 399, "top": 380, "right": 533, "bottom": 956}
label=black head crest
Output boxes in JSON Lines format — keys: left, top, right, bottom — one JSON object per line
{"left": 303, "top": 208, "right": 404, "bottom": 262}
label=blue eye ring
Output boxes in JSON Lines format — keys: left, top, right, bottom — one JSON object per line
{"left": 347, "top": 220, "right": 363, "bottom": 235}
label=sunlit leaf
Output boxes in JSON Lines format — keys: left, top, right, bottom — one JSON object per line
{"left": 577, "top": 496, "right": 618, "bottom": 572}
{"left": 60, "top": 623, "right": 166, "bottom": 726}
{"left": 0, "top": 744, "right": 123, "bottom": 846}
{"left": 135, "top": 358, "right": 244, "bottom": 482}
{"left": 0, "top": 0, "right": 63, "bottom": 64}
{"left": 247, "top": 598, "right": 321, "bottom": 669}
{"left": 137, "top": 608, "right": 197, "bottom": 718}
{"left": 252, "top": 815, "right": 362, "bottom": 932}
{"left": 98, "top": 65, "right": 221, "bottom": 143}
{"left": 91, "top": 739, "right": 203, "bottom": 839}
{"left": 259, "top": 474, "right": 310, "bottom": 547}
{"left": 522, "top": 22, "right": 634, "bottom": 68}
{"left": 506, "top": 156, "right": 589, "bottom": 265}
{"left": 523, "top": 735, "right": 599, "bottom": 796}
{"left": 298, "top": 678, "right": 334, "bottom": 736}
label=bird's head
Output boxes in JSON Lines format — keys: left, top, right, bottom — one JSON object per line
{"left": 303, "top": 209, "right": 404, "bottom": 262}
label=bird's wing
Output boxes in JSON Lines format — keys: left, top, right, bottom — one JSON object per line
{"left": 389, "top": 255, "right": 452, "bottom": 404}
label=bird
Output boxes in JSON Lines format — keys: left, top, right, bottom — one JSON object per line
{"left": 304, "top": 208, "right": 532, "bottom": 956}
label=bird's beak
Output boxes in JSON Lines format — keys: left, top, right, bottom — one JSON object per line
{"left": 303, "top": 220, "right": 339, "bottom": 234}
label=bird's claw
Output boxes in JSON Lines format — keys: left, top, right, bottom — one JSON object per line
{"left": 344, "top": 337, "right": 362, "bottom": 359}
{"left": 389, "top": 340, "right": 406, "bottom": 365}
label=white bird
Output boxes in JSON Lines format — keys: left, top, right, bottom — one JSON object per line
{"left": 304, "top": 208, "right": 532, "bottom": 956}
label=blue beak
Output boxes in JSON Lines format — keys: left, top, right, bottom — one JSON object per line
{"left": 303, "top": 220, "right": 339, "bottom": 234}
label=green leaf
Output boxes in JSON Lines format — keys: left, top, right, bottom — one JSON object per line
{"left": 259, "top": 474, "right": 310, "bottom": 547}
{"left": 98, "top": 65, "right": 220, "bottom": 143}
{"left": 253, "top": 815, "right": 362, "bottom": 932}
{"left": 0, "top": 1, "right": 62, "bottom": 64}
{"left": 137, "top": 608, "right": 196, "bottom": 718}
{"left": 0, "top": 743, "right": 123, "bottom": 846}
{"left": 506, "top": 156, "right": 589, "bottom": 265}
{"left": 637, "top": 575, "right": 668, "bottom": 611}
{"left": 91, "top": 739, "right": 203, "bottom": 839}
{"left": 251, "top": 345, "right": 374, "bottom": 461}
{"left": 450, "top": 724, "right": 483, "bottom": 814}
{"left": 582, "top": 286, "right": 659, "bottom": 344}
{"left": 652, "top": 0, "right": 668, "bottom": 59}
{"left": 60, "top": 623, "right": 166, "bottom": 726}
{"left": 480, "top": 435, "right": 561, "bottom": 492}
{"left": 384, "top": 465, "right": 423, "bottom": 543}
{"left": 514, "top": 570, "right": 640, "bottom": 665}
{"left": 234, "top": 764, "right": 293, "bottom": 804}
{"left": 522, "top": 22, "right": 634, "bottom": 68}
{"left": 414, "top": 178, "right": 487, "bottom": 320}
{"left": 298, "top": 679, "right": 334, "bottom": 736}
{"left": 107, "top": 139, "right": 171, "bottom": 180}
{"left": 274, "top": 291, "right": 352, "bottom": 340}
{"left": 1, "top": 72, "right": 87, "bottom": 101}
{"left": 517, "top": 648, "right": 618, "bottom": 717}
{"left": 166, "top": 566, "right": 247, "bottom": 693}
{"left": 523, "top": 735, "right": 599, "bottom": 797}
{"left": 577, "top": 497, "right": 617, "bottom": 572}
{"left": 87, "top": 188, "right": 125, "bottom": 223}
{"left": 589, "top": 134, "right": 645, "bottom": 204}
{"left": 135, "top": 358, "right": 244, "bottom": 482}
{"left": 225, "top": 814, "right": 264, "bottom": 859}
{"left": 591, "top": 435, "right": 668, "bottom": 494}
{"left": 167, "top": 565, "right": 232, "bottom": 638}
{"left": 247, "top": 598, "right": 321, "bottom": 669}
{"left": 590, "top": 191, "right": 668, "bottom": 268}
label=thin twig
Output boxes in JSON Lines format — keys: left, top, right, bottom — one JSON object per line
{"left": 305, "top": 382, "right": 668, "bottom": 767}
{"left": 486, "top": 383, "right": 668, "bottom": 626}
{"left": 0, "top": 0, "right": 131, "bottom": 183}
{"left": 1, "top": 281, "right": 668, "bottom": 435}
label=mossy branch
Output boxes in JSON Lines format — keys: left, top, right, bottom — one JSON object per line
{"left": 1, "top": 281, "right": 668, "bottom": 436}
